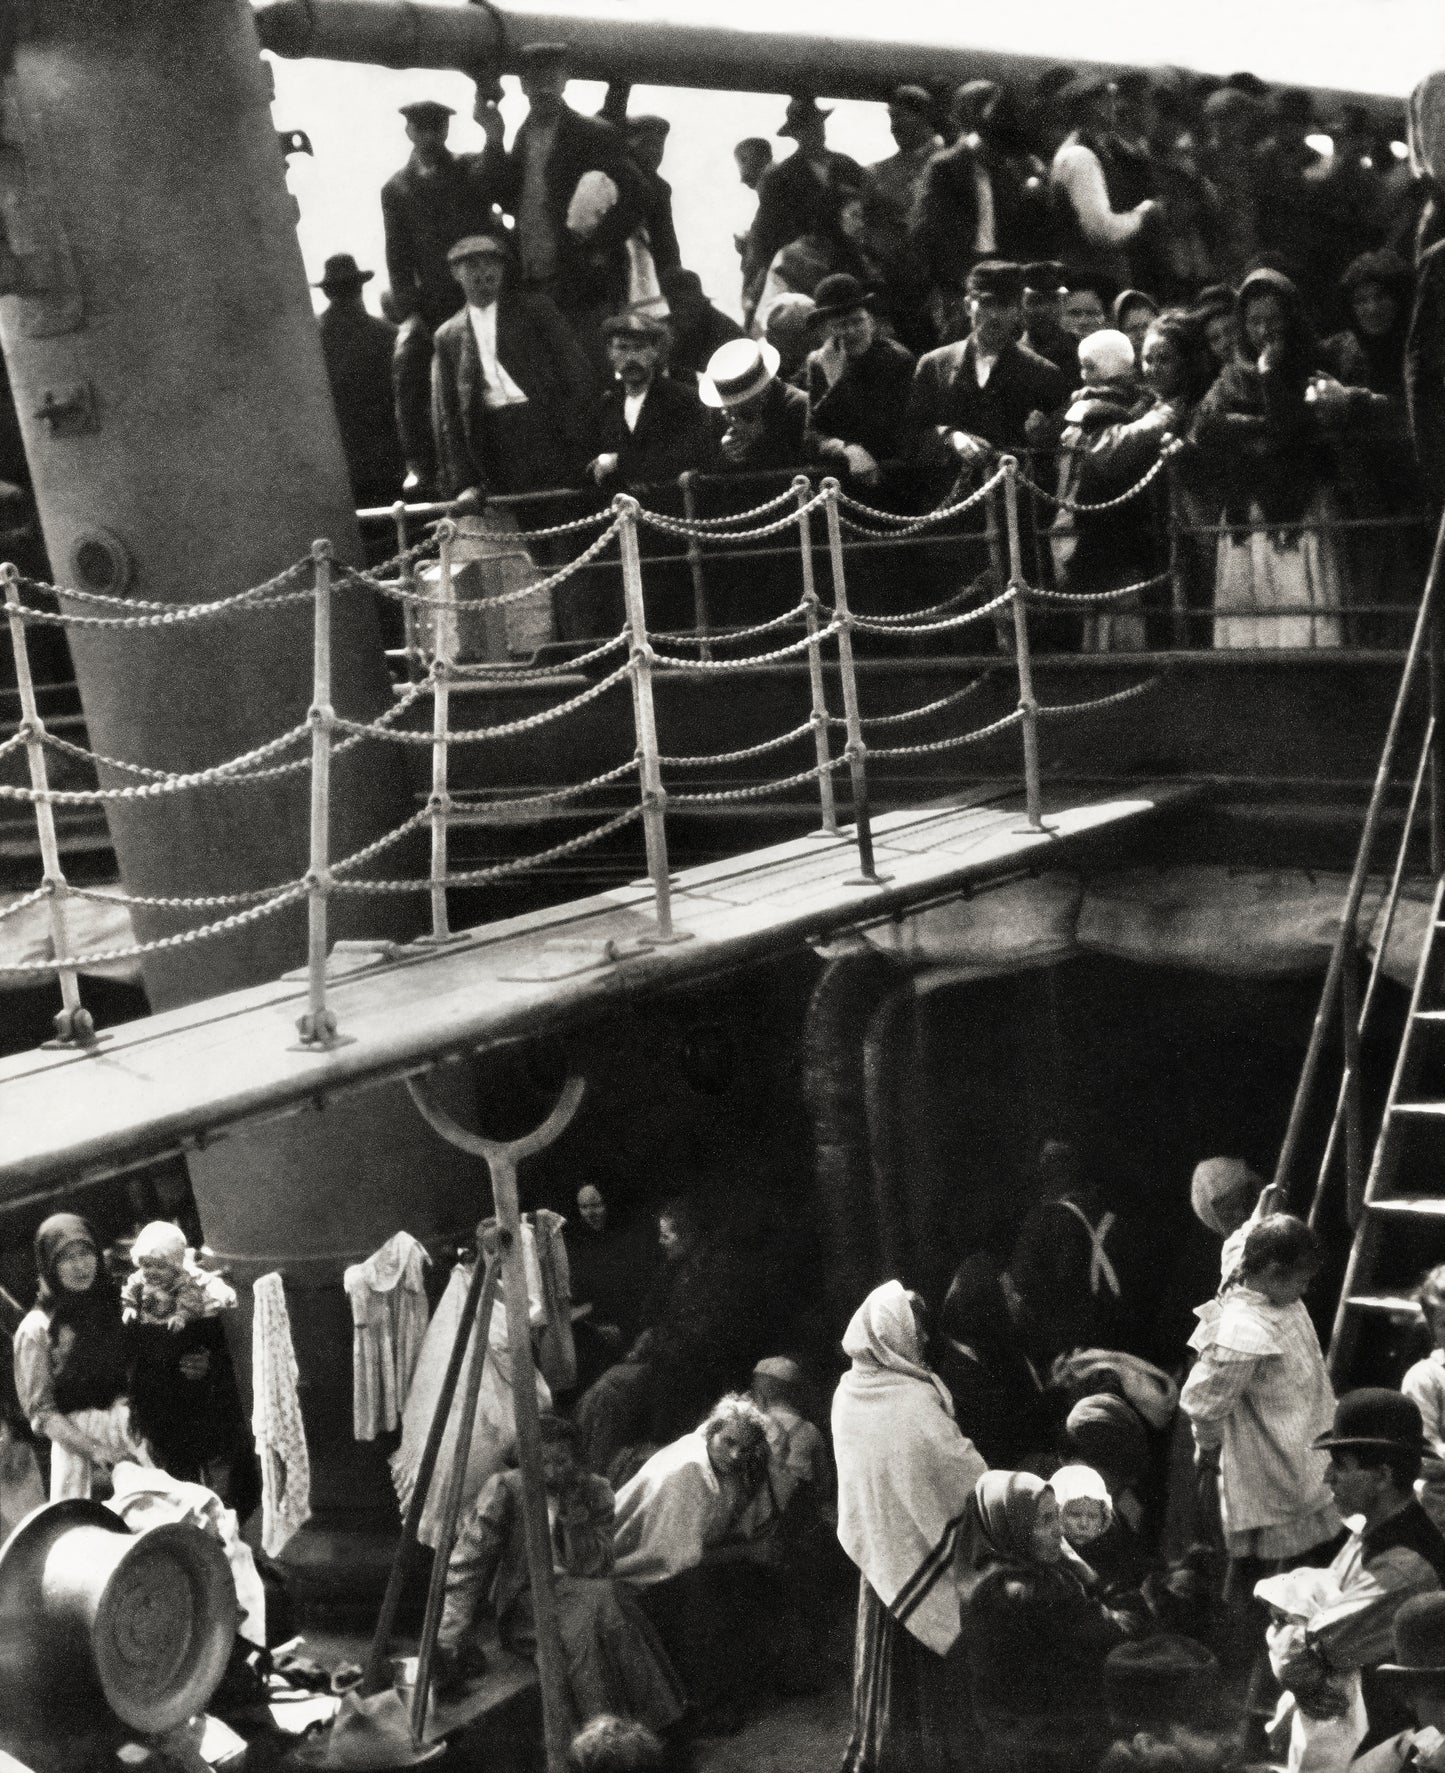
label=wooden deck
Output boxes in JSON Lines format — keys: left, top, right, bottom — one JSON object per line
{"left": 0, "top": 782, "right": 1193, "bottom": 1201}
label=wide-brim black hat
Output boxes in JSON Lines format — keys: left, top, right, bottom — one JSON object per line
{"left": 1313, "top": 1387, "right": 1426, "bottom": 1453}
{"left": 810, "top": 273, "right": 874, "bottom": 319}
{"left": 315, "top": 254, "right": 374, "bottom": 293}
{"left": 1379, "top": 1594, "right": 1445, "bottom": 1678}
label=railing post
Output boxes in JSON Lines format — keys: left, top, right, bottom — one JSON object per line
{"left": 2, "top": 564, "right": 96, "bottom": 1048}
{"left": 1164, "top": 444, "right": 1189, "bottom": 649}
{"left": 794, "top": 476, "right": 840, "bottom": 839}
{"left": 615, "top": 495, "right": 685, "bottom": 943}
{"left": 422, "top": 518, "right": 458, "bottom": 944}
{"left": 294, "top": 540, "right": 347, "bottom": 1048}
{"left": 821, "top": 478, "right": 888, "bottom": 885}
{"left": 393, "top": 498, "right": 422, "bottom": 685}
{"left": 679, "top": 471, "right": 712, "bottom": 662}
{"left": 1001, "top": 457, "right": 1048, "bottom": 834}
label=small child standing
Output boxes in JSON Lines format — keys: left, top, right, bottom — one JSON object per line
{"left": 1256, "top": 1568, "right": 1367, "bottom": 1773}
{"left": 1402, "top": 1265, "right": 1445, "bottom": 1532}
{"left": 122, "top": 1222, "right": 236, "bottom": 1332}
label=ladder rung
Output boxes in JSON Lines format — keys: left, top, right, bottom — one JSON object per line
{"left": 1346, "top": 1293, "right": 1423, "bottom": 1315}
{"left": 1413, "top": 1011, "right": 1445, "bottom": 1022}
{"left": 1369, "top": 1198, "right": 1445, "bottom": 1217}
{"left": 1390, "top": 1103, "right": 1445, "bottom": 1117}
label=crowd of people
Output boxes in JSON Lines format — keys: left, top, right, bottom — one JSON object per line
{"left": 309, "top": 49, "right": 1445, "bottom": 653}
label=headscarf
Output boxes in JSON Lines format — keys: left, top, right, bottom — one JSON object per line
{"left": 1064, "top": 1393, "right": 1149, "bottom": 1486}
{"left": 1112, "top": 289, "right": 1159, "bottom": 332}
{"left": 1338, "top": 248, "right": 1414, "bottom": 397}
{"left": 1233, "top": 266, "right": 1322, "bottom": 385}
{"left": 832, "top": 1281, "right": 987, "bottom": 1655}
{"left": 968, "top": 1469, "right": 1049, "bottom": 1567}
{"left": 33, "top": 1212, "right": 129, "bottom": 1414}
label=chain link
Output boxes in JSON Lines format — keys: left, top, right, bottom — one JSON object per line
{"left": 454, "top": 507, "right": 613, "bottom": 543}
{"left": 0, "top": 884, "right": 49, "bottom": 925}
{"left": 13, "top": 557, "right": 314, "bottom": 616}
{"left": 652, "top": 485, "right": 803, "bottom": 530}
{"left": 651, "top": 604, "right": 808, "bottom": 648}
{"left": 830, "top": 574, "right": 994, "bottom": 627}
{"left": 651, "top": 624, "right": 841, "bottom": 671}
{"left": 635, "top": 489, "right": 830, "bottom": 544}
{"left": 451, "top": 758, "right": 640, "bottom": 810}
{"left": 0, "top": 719, "right": 317, "bottom": 803}
{"left": 848, "top": 585, "right": 1018, "bottom": 636}
{"left": 668, "top": 757, "right": 847, "bottom": 804}
{"left": 450, "top": 631, "right": 630, "bottom": 679}
{"left": 0, "top": 728, "right": 31, "bottom": 758}
{"left": 10, "top": 566, "right": 316, "bottom": 629}
{"left": 1036, "top": 678, "right": 1161, "bottom": 718}
{"left": 1023, "top": 571, "right": 1172, "bottom": 606}
{"left": 868, "top": 708, "right": 1026, "bottom": 757}
{"left": 834, "top": 467, "right": 1007, "bottom": 535}
{"left": 659, "top": 721, "right": 816, "bottom": 768}
{"left": 0, "top": 882, "right": 309, "bottom": 973}
{"left": 332, "top": 806, "right": 643, "bottom": 893}
{"left": 1013, "top": 442, "right": 1182, "bottom": 513}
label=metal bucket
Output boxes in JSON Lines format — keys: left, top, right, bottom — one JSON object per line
{"left": 0, "top": 1500, "right": 238, "bottom": 1734}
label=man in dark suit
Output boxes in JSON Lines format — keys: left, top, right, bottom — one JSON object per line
{"left": 314, "top": 254, "right": 405, "bottom": 514}
{"left": 743, "top": 97, "right": 864, "bottom": 318}
{"left": 477, "top": 42, "right": 645, "bottom": 345}
{"left": 660, "top": 269, "right": 745, "bottom": 384}
{"left": 702, "top": 337, "right": 808, "bottom": 473}
{"left": 908, "top": 259, "right": 1068, "bottom": 474}
{"left": 802, "top": 273, "right": 918, "bottom": 494}
{"left": 429, "top": 230, "right": 600, "bottom": 503}
{"left": 588, "top": 311, "right": 716, "bottom": 492}
{"left": 381, "top": 95, "right": 509, "bottom": 494}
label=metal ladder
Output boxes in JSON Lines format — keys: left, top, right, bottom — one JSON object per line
{"left": 1272, "top": 508, "right": 1445, "bottom": 1386}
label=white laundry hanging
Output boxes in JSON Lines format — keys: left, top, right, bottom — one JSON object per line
{"left": 344, "top": 1231, "right": 431, "bottom": 1441}
{"left": 251, "top": 1272, "right": 311, "bottom": 1558}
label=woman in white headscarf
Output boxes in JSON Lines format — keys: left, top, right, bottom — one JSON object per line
{"left": 832, "top": 1280, "right": 987, "bottom": 1773}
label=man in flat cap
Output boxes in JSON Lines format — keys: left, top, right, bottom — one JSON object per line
{"left": 1048, "top": 75, "right": 1159, "bottom": 293}
{"left": 381, "top": 92, "right": 510, "bottom": 494}
{"left": 478, "top": 42, "right": 645, "bottom": 359}
{"left": 742, "top": 96, "right": 863, "bottom": 322}
{"left": 588, "top": 311, "right": 714, "bottom": 492}
{"left": 1020, "top": 262, "right": 1080, "bottom": 376}
{"left": 430, "top": 228, "right": 600, "bottom": 511}
{"left": 908, "top": 259, "right": 1068, "bottom": 478}
{"left": 313, "top": 254, "right": 405, "bottom": 514}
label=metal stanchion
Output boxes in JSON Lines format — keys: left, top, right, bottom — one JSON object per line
{"left": 615, "top": 494, "right": 687, "bottom": 943}
{"left": 1, "top": 564, "right": 97, "bottom": 1048}
{"left": 679, "top": 471, "right": 713, "bottom": 661}
{"left": 1000, "top": 459, "right": 1049, "bottom": 835}
{"left": 393, "top": 499, "right": 422, "bottom": 685}
{"left": 294, "top": 540, "right": 348, "bottom": 1048}
{"left": 418, "top": 518, "right": 463, "bottom": 947}
{"left": 820, "top": 479, "right": 888, "bottom": 885}
{"left": 793, "top": 476, "right": 841, "bottom": 839}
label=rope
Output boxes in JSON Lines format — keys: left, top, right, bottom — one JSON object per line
{"left": 1036, "top": 678, "right": 1161, "bottom": 718}
{"left": 13, "top": 558, "right": 313, "bottom": 616}
{"left": 668, "top": 758, "right": 847, "bottom": 804}
{"left": 331, "top": 806, "right": 643, "bottom": 893}
{"left": 651, "top": 604, "right": 808, "bottom": 647}
{"left": 658, "top": 721, "right": 815, "bottom": 768}
{"left": 0, "top": 885, "right": 49, "bottom": 925}
{"left": 867, "top": 709, "right": 1026, "bottom": 757}
{"left": 634, "top": 489, "right": 830, "bottom": 544}
{"left": 1012, "top": 443, "right": 1181, "bottom": 513}
{"left": 847, "top": 585, "right": 1017, "bottom": 636}
{"left": 1023, "top": 571, "right": 1172, "bottom": 607}
{"left": 350, "top": 516, "right": 624, "bottom": 610}
{"left": 331, "top": 661, "right": 632, "bottom": 743}
{"left": 651, "top": 625, "right": 841, "bottom": 671}
{"left": 0, "top": 883, "right": 308, "bottom": 973}
{"left": 450, "top": 631, "right": 629, "bottom": 678}
{"left": 841, "top": 674, "right": 995, "bottom": 730}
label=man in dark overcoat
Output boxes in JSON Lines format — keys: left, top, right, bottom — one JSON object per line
{"left": 743, "top": 98, "right": 864, "bottom": 317}
{"left": 314, "top": 254, "right": 404, "bottom": 511}
{"left": 588, "top": 311, "right": 716, "bottom": 492}
{"left": 802, "top": 273, "right": 918, "bottom": 494}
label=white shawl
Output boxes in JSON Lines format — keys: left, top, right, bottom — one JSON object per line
{"left": 612, "top": 1431, "right": 744, "bottom": 1585}
{"left": 832, "top": 1280, "right": 987, "bottom": 1655}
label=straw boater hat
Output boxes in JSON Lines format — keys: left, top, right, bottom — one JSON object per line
{"left": 700, "top": 338, "right": 781, "bottom": 409}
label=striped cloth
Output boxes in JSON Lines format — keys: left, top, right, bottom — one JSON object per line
{"left": 1181, "top": 1287, "right": 1340, "bottom": 1556}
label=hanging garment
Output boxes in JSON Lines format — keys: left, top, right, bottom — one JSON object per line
{"left": 390, "top": 1229, "right": 551, "bottom": 1548}
{"left": 344, "top": 1232, "right": 432, "bottom": 1441}
{"left": 251, "top": 1272, "right": 311, "bottom": 1558}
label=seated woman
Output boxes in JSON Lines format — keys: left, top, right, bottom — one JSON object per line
{"left": 611, "top": 1394, "right": 777, "bottom": 1729}
{"left": 14, "top": 1214, "right": 148, "bottom": 1499}
{"left": 1190, "top": 269, "right": 1370, "bottom": 650}
{"left": 435, "top": 1413, "right": 684, "bottom": 1735}
{"left": 960, "top": 1470, "right": 1139, "bottom": 1773}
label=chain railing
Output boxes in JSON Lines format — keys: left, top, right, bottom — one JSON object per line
{"left": 3, "top": 447, "right": 1185, "bottom": 1051}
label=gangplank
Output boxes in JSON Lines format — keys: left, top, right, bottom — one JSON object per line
{"left": 0, "top": 780, "right": 1190, "bottom": 1200}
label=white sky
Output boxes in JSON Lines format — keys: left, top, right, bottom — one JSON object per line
{"left": 268, "top": 1, "right": 1445, "bottom": 321}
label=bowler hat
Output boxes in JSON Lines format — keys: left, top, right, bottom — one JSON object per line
{"left": 602, "top": 309, "right": 670, "bottom": 343}
{"left": 1314, "top": 1388, "right": 1426, "bottom": 1454}
{"left": 811, "top": 273, "right": 873, "bottom": 319}
{"left": 700, "top": 337, "right": 781, "bottom": 409}
{"left": 1022, "top": 261, "right": 1069, "bottom": 295}
{"left": 1104, "top": 1635, "right": 1221, "bottom": 1731}
{"left": 779, "top": 96, "right": 832, "bottom": 138}
{"left": 965, "top": 260, "right": 1024, "bottom": 304}
{"left": 446, "top": 231, "right": 510, "bottom": 265}
{"left": 315, "top": 253, "right": 373, "bottom": 295}
{"left": 398, "top": 100, "right": 453, "bottom": 125}
{"left": 1380, "top": 1593, "right": 1445, "bottom": 1678}
{"left": 294, "top": 1688, "right": 445, "bottom": 1769}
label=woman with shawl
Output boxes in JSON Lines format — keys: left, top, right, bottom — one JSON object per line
{"left": 13, "top": 1214, "right": 148, "bottom": 1499}
{"left": 833, "top": 1280, "right": 987, "bottom": 1773}
{"left": 960, "top": 1469, "right": 1136, "bottom": 1773}
{"left": 1190, "top": 268, "right": 1369, "bottom": 649}
{"left": 933, "top": 1254, "right": 1054, "bottom": 1470}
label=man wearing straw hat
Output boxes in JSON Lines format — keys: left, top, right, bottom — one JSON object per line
{"left": 701, "top": 336, "right": 808, "bottom": 472}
